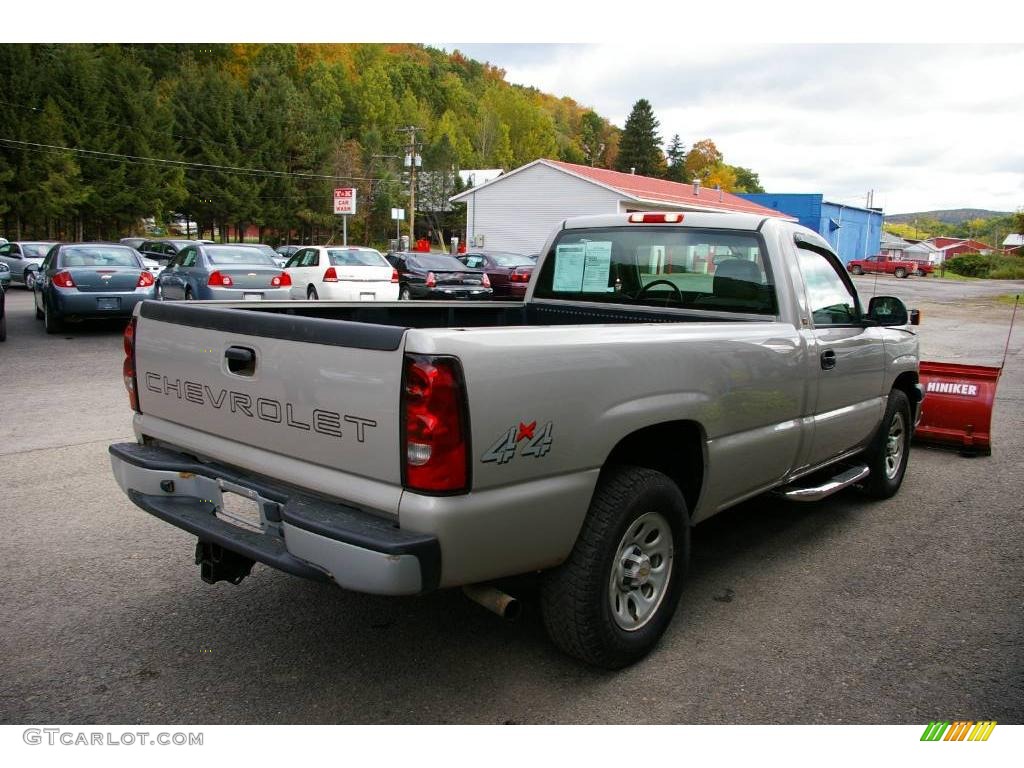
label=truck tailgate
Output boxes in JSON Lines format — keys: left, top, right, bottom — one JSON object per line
{"left": 133, "top": 301, "right": 405, "bottom": 487}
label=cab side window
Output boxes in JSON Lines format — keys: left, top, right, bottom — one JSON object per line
{"left": 796, "top": 244, "right": 859, "bottom": 326}
{"left": 178, "top": 247, "right": 198, "bottom": 268}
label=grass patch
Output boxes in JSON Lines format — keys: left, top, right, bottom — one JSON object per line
{"left": 995, "top": 293, "right": 1022, "bottom": 306}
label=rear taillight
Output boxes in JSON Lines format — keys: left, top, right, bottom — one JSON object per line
{"left": 208, "top": 271, "right": 233, "bottom": 287}
{"left": 137, "top": 271, "right": 154, "bottom": 287}
{"left": 426, "top": 271, "right": 437, "bottom": 288}
{"left": 628, "top": 212, "right": 684, "bottom": 224}
{"left": 402, "top": 354, "right": 469, "bottom": 494}
{"left": 509, "top": 269, "right": 532, "bottom": 283}
{"left": 322, "top": 267, "right": 339, "bottom": 282}
{"left": 123, "top": 317, "right": 141, "bottom": 413}
{"left": 52, "top": 271, "right": 75, "bottom": 288}
{"left": 271, "top": 271, "right": 292, "bottom": 287}
{"left": 481, "top": 273, "right": 491, "bottom": 289}
{"left": 390, "top": 268, "right": 399, "bottom": 284}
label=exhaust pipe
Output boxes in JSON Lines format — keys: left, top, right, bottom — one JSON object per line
{"left": 463, "top": 584, "right": 522, "bottom": 621}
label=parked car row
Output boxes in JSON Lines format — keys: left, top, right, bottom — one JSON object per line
{"left": 14, "top": 238, "right": 537, "bottom": 336}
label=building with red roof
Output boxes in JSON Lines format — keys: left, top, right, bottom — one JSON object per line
{"left": 448, "top": 158, "right": 791, "bottom": 255}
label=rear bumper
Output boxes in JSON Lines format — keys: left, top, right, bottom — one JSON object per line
{"left": 197, "top": 286, "right": 294, "bottom": 301}
{"left": 414, "top": 286, "right": 493, "bottom": 300}
{"left": 109, "top": 442, "right": 440, "bottom": 595}
{"left": 53, "top": 289, "right": 152, "bottom": 317}
{"left": 319, "top": 282, "right": 400, "bottom": 301}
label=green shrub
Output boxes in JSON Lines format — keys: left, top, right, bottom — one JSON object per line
{"left": 945, "top": 253, "right": 990, "bottom": 277}
{"left": 989, "top": 263, "right": 1024, "bottom": 279}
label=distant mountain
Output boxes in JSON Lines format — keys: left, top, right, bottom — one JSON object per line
{"left": 885, "top": 209, "right": 1011, "bottom": 225}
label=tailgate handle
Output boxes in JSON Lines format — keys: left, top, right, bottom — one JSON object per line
{"left": 225, "top": 346, "right": 256, "bottom": 376}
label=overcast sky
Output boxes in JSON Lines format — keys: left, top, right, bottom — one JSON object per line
{"left": 439, "top": 44, "right": 1023, "bottom": 216}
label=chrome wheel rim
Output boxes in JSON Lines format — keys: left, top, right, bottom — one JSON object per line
{"left": 25, "top": 272, "right": 35, "bottom": 289}
{"left": 885, "top": 411, "right": 906, "bottom": 479}
{"left": 608, "top": 511, "right": 674, "bottom": 632}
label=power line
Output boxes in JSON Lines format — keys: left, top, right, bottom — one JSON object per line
{"left": 0, "top": 137, "right": 395, "bottom": 184}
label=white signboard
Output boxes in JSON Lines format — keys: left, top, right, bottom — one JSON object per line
{"left": 391, "top": 208, "right": 406, "bottom": 221}
{"left": 334, "top": 188, "right": 357, "bottom": 215}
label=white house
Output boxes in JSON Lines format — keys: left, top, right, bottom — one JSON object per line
{"left": 448, "top": 159, "right": 791, "bottom": 255}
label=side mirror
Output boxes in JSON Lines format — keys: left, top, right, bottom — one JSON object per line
{"left": 867, "top": 296, "right": 909, "bottom": 326}
{"left": 909, "top": 309, "right": 921, "bottom": 326}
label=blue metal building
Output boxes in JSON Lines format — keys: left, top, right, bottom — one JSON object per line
{"left": 737, "top": 193, "right": 883, "bottom": 264}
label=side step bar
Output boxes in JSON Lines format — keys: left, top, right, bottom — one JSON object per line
{"left": 777, "top": 464, "right": 870, "bottom": 502}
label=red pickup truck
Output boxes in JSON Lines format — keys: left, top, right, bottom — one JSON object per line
{"left": 847, "top": 254, "right": 931, "bottom": 278}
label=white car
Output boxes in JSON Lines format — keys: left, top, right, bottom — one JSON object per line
{"left": 284, "top": 246, "right": 399, "bottom": 301}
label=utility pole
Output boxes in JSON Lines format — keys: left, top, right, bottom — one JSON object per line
{"left": 396, "top": 125, "right": 424, "bottom": 243}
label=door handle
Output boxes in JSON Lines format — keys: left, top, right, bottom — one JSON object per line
{"left": 820, "top": 349, "right": 837, "bottom": 370}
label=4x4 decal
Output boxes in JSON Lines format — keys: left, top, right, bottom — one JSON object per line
{"left": 482, "top": 421, "right": 554, "bottom": 464}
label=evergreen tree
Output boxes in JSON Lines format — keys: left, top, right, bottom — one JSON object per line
{"left": 665, "top": 134, "right": 686, "bottom": 182}
{"left": 614, "top": 99, "right": 665, "bottom": 177}
{"left": 732, "top": 166, "right": 765, "bottom": 193}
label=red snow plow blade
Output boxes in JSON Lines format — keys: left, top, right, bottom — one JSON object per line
{"left": 915, "top": 361, "right": 1002, "bottom": 455}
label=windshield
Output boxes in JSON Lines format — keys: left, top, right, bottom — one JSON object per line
{"left": 409, "top": 254, "right": 467, "bottom": 271}
{"left": 327, "top": 248, "right": 388, "bottom": 267}
{"left": 205, "top": 246, "right": 277, "bottom": 266}
{"left": 23, "top": 243, "right": 54, "bottom": 259}
{"left": 487, "top": 252, "right": 533, "bottom": 268}
{"left": 532, "top": 226, "right": 776, "bottom": 315}
{"left": 60, "top": 246, "right": 141, "bottom": 268}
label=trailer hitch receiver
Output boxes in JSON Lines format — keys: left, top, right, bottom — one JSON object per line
{"left": 195, "top": 541, "right": 255, "bottom": 585}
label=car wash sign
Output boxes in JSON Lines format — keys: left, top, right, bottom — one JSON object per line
{"left": 333, "top": 188, "right": 357, "bottom": 215}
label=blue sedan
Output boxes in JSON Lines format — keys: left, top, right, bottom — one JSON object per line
{"left": 33, "top": 243, "right": 156, "bottom": 333}
{"left": 155, "top": 242, "right": 292, "bottom": 301}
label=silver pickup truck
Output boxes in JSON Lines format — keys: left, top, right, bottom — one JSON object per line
{"left": 110, "top": 211, "right": 922, "bottom": 668}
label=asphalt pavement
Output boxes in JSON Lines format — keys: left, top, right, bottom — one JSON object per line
{"left": 0, "top": 280, "right": 1021, "bottom": 724}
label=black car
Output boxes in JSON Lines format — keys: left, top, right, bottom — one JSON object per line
{"left": 138, "top": 239, "right": 209, "bottom": 266}
{"left": 386, "top": 251, "right": 493, "bottom": 300}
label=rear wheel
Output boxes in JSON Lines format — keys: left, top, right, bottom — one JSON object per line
{"left": 860, "top": 389, "right": 911, "bottom": 499}
{"left": 0, "top": 310, "right": 6, "bottom": 342}
{"left": 307, "top": 286, "right": 318, "bottom": 300}
{"left": 155, "top": 282, "right": 164, "bottom": 300}
{"left": 895, "top": 267, "right": 907, "bottom": 278}
{"left": 43, "top": 299, "right": 63, "bottom": 334}
{"left": 541, "top": 466, "right": 689, "bottom": 669}
{"left": 35, "top": 300, "right": 43, "bottom": 320}
{"left": 184, "top": 287, "right": 193, "bottom": 301}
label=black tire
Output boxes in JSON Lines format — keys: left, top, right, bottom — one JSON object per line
{"left": 895, "top": 267, "right": 907, "bottom": 278}
{"left": 307, "top": 286, "right": 318, "bottom": 300}
{"left": 913, "top": 269, "right": 924, "bottom": 277}
{"left": 540, "top": 465, "right": 689, "bottom": 669}
{"left": 184, "top": 287, "right": 193, "bottom": 301}
{"left": 155, "top": 282, "right": 164, "bottom": 301}
{"left": 400, "top": 286, "right": 411, "bottom": 301}
{"left": 43, "top": 299, "right": 63, "bottom": 334}
{"left": 851, "top": 265, "right": 863, "bottom": 275}
{"left": 0, "top": 311, "right": 6, "bottom": 342}
{"left": 859, "top": 389, "right": 912, "bottom": 499}
{"left": 35, "top": 299, "right": 43, "bottom": 320}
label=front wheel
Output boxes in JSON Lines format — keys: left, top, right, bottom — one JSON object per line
{"left": 541, "top": 466, "right": 689, "bottom": 669}
{"left": 851, "top": 265, "right": 864, "bottom": 275}
{"left": 400, "top": 286, "right": 411, "bottom": 301}
{"left": 184, "top": 287, "right": 193, "bottom": 301}
{"left": 24, "top": 271, "right": 36, "bottom": 290}
{"left": 860, "top": 389, "right": 912, "bottom": 499}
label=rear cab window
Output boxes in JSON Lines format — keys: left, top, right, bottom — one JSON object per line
{"left": 532, "top": 226, "right": 777, "bottom": 315}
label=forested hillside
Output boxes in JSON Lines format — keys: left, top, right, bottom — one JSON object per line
{"left": 0, "top": 43, "right": 622, "bottom": 245}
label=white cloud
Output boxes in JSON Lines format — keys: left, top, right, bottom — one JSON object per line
{"left": 453, "top": 43, "right": 1024, "bottom": 214}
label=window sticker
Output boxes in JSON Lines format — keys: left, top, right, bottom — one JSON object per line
{"left": 553, "top": 243, "right": 586, "bottom": 291}
{"left": 581, "top": 241, "right": 613, "bottom": 292}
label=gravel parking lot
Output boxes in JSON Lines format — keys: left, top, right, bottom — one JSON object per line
{"left": 1, "top": 279, "right": 1021, "bottom": 724}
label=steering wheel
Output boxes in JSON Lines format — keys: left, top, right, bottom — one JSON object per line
{"left": 635, "top": 279, "right": 683, "bottom": 305}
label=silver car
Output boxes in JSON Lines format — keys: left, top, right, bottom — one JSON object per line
{"left": 155, "top": 242, "right": 293, "bottom": 301}
{"left": 0, "top": 241, "right": 59, "bottom": 289}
